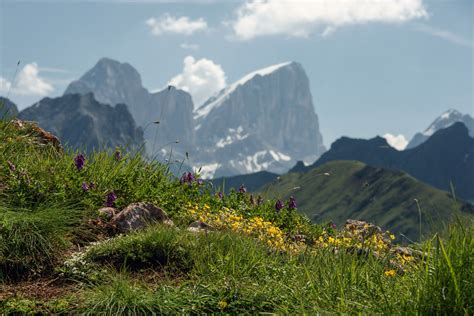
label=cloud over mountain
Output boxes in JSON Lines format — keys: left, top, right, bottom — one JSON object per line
{"left": 168, "top": 56, "right": 226, "bottom": 107}
{"left": 0, "top": 63, "right": 54, "bottom": 96}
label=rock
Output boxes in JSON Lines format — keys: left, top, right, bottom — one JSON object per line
{"left": 110, "top": 202, "right": 173, "bottom": 233}
{"left": 11, "top": 119, "right": 63, "bottom": 152}
{"left": 97, "top": 207, "right": 117, "bottom": 221}
{"left": 344, "top": 219, "right": 382, "bottom": 235}
{"left": 187, "top": 221, "right": 215, "bottom": 233}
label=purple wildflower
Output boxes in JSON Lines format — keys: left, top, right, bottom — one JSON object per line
{"left": 288, "top": 196, "right": 297, "bottom": 210}
{"left": 7, "top": 161, "right": 16, "bottom": 172}
{"left": 239, "top": 185, "right": 247, "bottom": 194}
{"left": 275, "top": 199, "right": 284, "bottom": 211}
{"left": 81, "top": 182, "right": 90, "bottom": 192}
{"left": 196, "top": 178, "right": 204, "bottom": 186}
{"left": 74, "top": 154, "right": 85, "bottom": 171}
{"left": 217, "top": 191, "right": 224, "bottom": 199}
{"left": 329, "top": 222, "right": 337, "bottom": 230}
{"left": 105, "top": 192, "right": 117, "bottom": 207}
{"left": 114, "top": 149, "right": 122, "bottom": 161}
{"left": 180, "top": 172, "right": 196, "bottom": 185}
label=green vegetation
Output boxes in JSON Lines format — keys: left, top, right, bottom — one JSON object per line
{"left": 0, "top": 118, "right": 472, "bottom": 314}
{"left": 260, "top": 160, "right": 473, "bottom": 242}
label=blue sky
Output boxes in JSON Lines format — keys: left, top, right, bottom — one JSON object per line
{"left": 0, "top": 0, "right": 472, "bottom": 148}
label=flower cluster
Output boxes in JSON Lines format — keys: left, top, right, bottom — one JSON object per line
{"left": 187, "top": 203, "right": 304, "bottom": 252}
{"left": 180, "top": 172, "right": 203, "bottom": 186}
{"left": 74, "top": 154, "right": 85, "bottom": 171}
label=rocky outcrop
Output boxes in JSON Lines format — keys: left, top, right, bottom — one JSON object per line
{"left": 110, "top": 202, "right": 173, "bottom": 234}
{"left": 10, "top": 119, "right": 63, "bottom": 152}
{"left": 18, "top": 93, "right": 144, "bottom": 153}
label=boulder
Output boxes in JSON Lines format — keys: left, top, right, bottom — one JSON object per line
{"left": 11, "top": 119, "right": 63, "bottom": 152}
{"left": 97, "top": 207, "right": 117, "bottom": 221}
{"left": 187, "top": 221, "right": 215, "bottom": 233}
{"left": 110, "top": 202, "right": 173, "bottom": 233}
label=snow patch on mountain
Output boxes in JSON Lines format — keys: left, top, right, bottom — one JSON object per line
{"left": 194, "top": 61, "right": 292, "bottom": 119}
{"left": 216, "top": 126, "right": 249, "bottom": 148}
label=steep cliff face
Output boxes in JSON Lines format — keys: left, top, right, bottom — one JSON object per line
{"left": 194, "top": 62, "right": 325, "bottom": 177}
{"left": 18, "top": 93, "right": 144, "bottom": 153}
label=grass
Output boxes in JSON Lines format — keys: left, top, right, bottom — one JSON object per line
{"left": 0, "top": 117, "right": 472, "bottom": 314}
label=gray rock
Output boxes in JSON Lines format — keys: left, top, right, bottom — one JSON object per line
{"left": 111, "top": 202, "right": 173, "bottom": 233}
{"left": 97, "top": 207, "right": 118, "bottom": 221}
{"left": 187, "top": 221, "right": 215, "bottom": 233}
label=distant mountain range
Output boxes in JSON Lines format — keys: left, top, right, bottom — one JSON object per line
{"left": 407, "top": 109, "right": 474, "bottom": 149}
{"left": 0, "top": 97, "right": 18, "bottom": 120}
{"left": 260, "top": 160, "right": 473, "bottom": 242}
{"left": 64, "top": 58, "right": 195, "bottom": 159}
{"left": 63, "top": 58, "right": 325, "bottom": 177}
{"left": 292, "top": 122, "right": 474, "bottom": 201}
{"left": 18, "top": 93, "right": 144, "bottom": 152}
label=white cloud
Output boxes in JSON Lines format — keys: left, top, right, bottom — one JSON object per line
{"left": 0, "top": 63, "right": 54, "bottom": 96}
{"left": 180, "top": 43, "right": 200, "bottom": 50}
{"left": 415, "top": 24, "right": 472, "bottom": 48}
{"left": 168, "top": 56, "right": 226, "bottom": 107}
{"left": 146, "top": 14, "right": 208, "bottom": 36}
{"left": 231, "top": 0, "right": 428, "bottom": 40}
{"left": 383, "top": 133, "right": 408, "bottom": 150}
{"left": 0, "top": 77, "right": 12, "bottom": 94}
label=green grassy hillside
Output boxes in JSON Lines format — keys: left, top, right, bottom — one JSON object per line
{"left": 260, "top": 160, "right": 473, "bottom": 242}
{"left": 0, "top": 118, "right": 472, "bottom": 314}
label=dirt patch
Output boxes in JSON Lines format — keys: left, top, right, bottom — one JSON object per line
{"left": 0, "top": 278, "right": 78, "bottom": 301}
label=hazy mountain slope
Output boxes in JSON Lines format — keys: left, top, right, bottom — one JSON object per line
{"left": 211, "top": 170, "right": 279, "bottom": 194}
{"left": 0, "top": 97, "right": 18, "bottom": 120}
{"left": 407, "top": 109, "right": 474, "bottom": 149}
{"left": 64, "top": 58, "right": 195, "bottom": 157}
{"left": 194, "top": 62, "right": 325, "bottom": 177}
{"left": 18, "top": 93, "right": 144, "bottom": 152}
{"left": 292, "top": 122, "right": 474, "bottom": 200}
{"left": 261, "top": 160, "right": 473, "bottom": 241}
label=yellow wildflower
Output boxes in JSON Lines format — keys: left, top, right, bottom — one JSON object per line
{"left": 384, "top": 269, "right": 396, "bottom": 277}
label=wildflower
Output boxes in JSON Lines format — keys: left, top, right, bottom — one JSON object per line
{"left": 239, "top": 185, "right": 247, "bottom": 193}
{"left": 217, "top": 191, "right": 224, "bottom": 199}
{"left": 114, "top": 148, "right": 122, "bottom": 161}
{"left": 196, "top": 178, "right": 203, "bottom": 186}
{"left": 328, "top": 222, "right": 337, "bottom": 229}
{"left": 7, "top": 161, "right": 16, "bottom": 172}
{"left": 74, "top": 154, "right": 85, "bottom": 171}
{"left": 384, "top": 269, "right": 396, "bottom": 277}
{"left": 180, "top": 172, "right": 195, "bottom": 185}
{"left": 288, "top": 196, "right": 297, "bottom": 210}
{"left": 81, "top": 182, "right": 89, "bottom": 192}
{"left": 275, "top": 199, "right": 284, "bottom": 211}
{"left": 105, "top": 192, "right": 117, "bottom": 207}
{"left": 218, "top": 300, "right": 228, "bottom": 310}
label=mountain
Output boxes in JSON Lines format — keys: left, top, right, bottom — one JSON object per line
{"left": 261, "top": 160, "right": 474, "bottom": 241}
{"left": 0, "top": 97, "right": 18, "bottom": 120}
{"left": 292, "top": 122, "right": 474, "bottom": 200}
{"left": 211, "top": 170, "right": 279, "bottom": 194}
{"left": 18, "top": 93, "right": 144, "bottom": 152}
{"left": 407, "top": 109, "right": 474, "bottom": 149}
{"left": 64, "top": 58, "right": 195, "bottom": 157}
{"left": 194, "top": 62, "right": 325, "bottom": 178}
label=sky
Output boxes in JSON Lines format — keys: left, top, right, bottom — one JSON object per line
{"left": 0, "top": 0, "right": 472, "bottom": 149}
